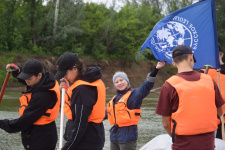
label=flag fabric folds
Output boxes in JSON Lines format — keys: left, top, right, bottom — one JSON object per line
{"left": 140, "top": 0, "right": 220, "bottom": 69}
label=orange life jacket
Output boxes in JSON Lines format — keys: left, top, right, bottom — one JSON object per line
{"left": 202, "top": 69, "right": 225, "bottom": 124}
{"left": 107, "top": 91, "right": 141, "bottom": 127}
{"left": 167, "top": 74, "right": 217, "bottom": 136}
{"left": 19, "top": 81, "right": 60, "bottom": 125}
{"left": 64, "top": 79, "right": 106, "bottom": 123}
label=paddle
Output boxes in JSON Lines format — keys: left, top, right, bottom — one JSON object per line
{"left": 0, "top": 72, "right": 10, "bottom": 103}
{"left": 0, "top": 63, "right": 19, "bottom": 103}
{"left": 203, "top": 64, "right": 213, "bottom": 74}
{"left": 59, "top": 83, "right": 65, "bottom": 148}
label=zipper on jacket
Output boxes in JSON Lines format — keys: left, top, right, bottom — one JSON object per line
{"left": 113, "top": 102, "right": 117, "bottom": 126}
{"left": 113, "top": 94, "right": 121, "bottom": 142}
{"left": 113, "top": 94, "right": 120, "bottom": 126}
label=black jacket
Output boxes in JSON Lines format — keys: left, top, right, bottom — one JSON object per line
{"left": 0, "top": 71, "right": 58, "bottom": 150}
{"left": 62, "top": 67, "right": 105, "bottom": 150}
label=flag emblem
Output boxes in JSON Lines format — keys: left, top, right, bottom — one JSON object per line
{"left": 151, "top": 16, "right": 199, "bottom": 61}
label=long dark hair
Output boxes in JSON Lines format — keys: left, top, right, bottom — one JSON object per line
{"left": 76, "top": 59, "right": 85, "bottom": 78}
{"left": 68, "top": 58, "right": 86, "bottom": 81}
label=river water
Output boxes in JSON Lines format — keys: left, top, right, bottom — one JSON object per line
{"left": 0, "top": 91, "right": 165, "bottom": 150}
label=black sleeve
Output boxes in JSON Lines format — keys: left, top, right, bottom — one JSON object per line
{"left": 11, "top": 65, "right": 26, "bottom": 85}
{"left": 149, "top": 66, "right": 159, "bottom": 77}
{"left": 62, "top": 85, "right": 97, "bottom": 150}
{"left": 0, "top": 90, "right": 57, "bottom": 133}
{"left": 220, "top": 64, "right": 225, "bottom": 74}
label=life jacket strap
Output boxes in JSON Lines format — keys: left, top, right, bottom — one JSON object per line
{"left": 66, "top": 92, "right": 70, "bottom": 101}
{"left": 43, "top": 113, "right": 50, "bottom": 117}
{"left": 135, "top": 113, "right": 141, "bottom": 116}
{"left": 172, "top": 119, "right": 177, "bottom": 143}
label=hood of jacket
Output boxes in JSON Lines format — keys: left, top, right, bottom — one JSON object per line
{"left": 24, "top": 72, "right": 55, "bottom": 93}
{"left": 80, "top": 67, "right": 102, "bottom": 83}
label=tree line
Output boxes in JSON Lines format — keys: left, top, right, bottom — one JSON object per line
{"left": 0, "top": 0, "right": 224, "bottom": 61}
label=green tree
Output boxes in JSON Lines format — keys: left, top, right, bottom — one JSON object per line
{"left": 216, "top": 0, "right": 225, "bottom": 51}
{"left": 78, "top": 3, "right": 114, "bottom": 59}
{"left": 37, "top": 0, "right": 85, "bottom": 55}
{"left": 107, "top": 3, "right": 161, "bottom": 61}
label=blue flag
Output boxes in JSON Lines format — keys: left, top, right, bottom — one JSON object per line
{"left": 140, "top": 0, "right": 220, "bottom": 69}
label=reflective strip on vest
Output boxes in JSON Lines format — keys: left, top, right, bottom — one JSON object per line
{"left": 64, "top": 79, "right": 106, "bottom": 123}
{"left": 167, "top": 74, "right": 217, "bottom": 135}
{"left": 19, "top": 81, "right": 60, "bottom": 125}
{"left": 107, "top": 91, "right": 141, "bottom": 127}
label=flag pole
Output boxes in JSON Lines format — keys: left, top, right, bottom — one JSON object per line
{"left": 217, "top": 69, "right": 225, "bottom": 140}
{"left": 59, "top": 88, "right": 65, "bottom": 148}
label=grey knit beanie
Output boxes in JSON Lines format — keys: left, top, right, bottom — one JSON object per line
{"left": 113, "top": 72, "right": 129, "bottom": 84}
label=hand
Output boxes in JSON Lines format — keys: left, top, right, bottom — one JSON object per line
{"left": 57, "top": 149, "right": 61, "bottom": 150}
{"left": 6, "top": 63, "right": 20, "bottom": 73}
{"left": 59, "top": 78, "right": 69, "bottom": 92}
{"left": 156, "top": 61, "right": 165, "bottom": 69}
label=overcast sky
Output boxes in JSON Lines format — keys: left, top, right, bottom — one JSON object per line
{"left": 83, "top": 0, "right": 124, "bottom": 10}
{"left": 43, "top": 0, "right": 125, "bottom": 11}
{"left": 44, "top": 0, "right": 199, "bottom": 12}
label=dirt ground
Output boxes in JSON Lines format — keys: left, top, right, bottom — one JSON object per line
{"left": 7, "top": 55, "right": 174, "bottom": 93}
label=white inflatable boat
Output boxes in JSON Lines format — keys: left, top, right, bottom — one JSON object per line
{"left": 139, "top": 134, "right": 225, "bottom": 150}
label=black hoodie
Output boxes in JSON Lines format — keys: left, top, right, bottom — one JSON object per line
{"left": 0, "top": 72, "right": 58, "bottom": 150}
{"left": 62, "top": 67, "right": 105, "bottom": 150}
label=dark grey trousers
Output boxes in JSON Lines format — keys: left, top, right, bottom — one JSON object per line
{"left": 110, "top": 141, "right": 137, "bottom": 150}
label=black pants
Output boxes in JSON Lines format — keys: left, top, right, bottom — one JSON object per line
{"left": 110, "top": 141, "right": 137, "bottom": 150}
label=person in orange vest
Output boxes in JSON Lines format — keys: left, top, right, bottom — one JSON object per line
{"left": 201, "top": 43, "right": 225, "bottom": 139}
{"left": 216, "top": 43, "right": 225, "bottom": 139}
{"left": 0, "top": 59, "right": 60, "bottom": 150}
{"left": 155, "top": 45, "right": 224, "bottom": 150}
{"left": 106, "top": 61, "right": 165, "bottom": 150}
{"left": 55, "top": 52, "right": 106, "bottom": 150}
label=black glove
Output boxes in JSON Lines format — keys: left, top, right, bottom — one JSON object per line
{"left": 9, "top": 63, "right": 20, "bottom": 72}
{"left": 149, "top": 66, "right": 159, "bottom": 77}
